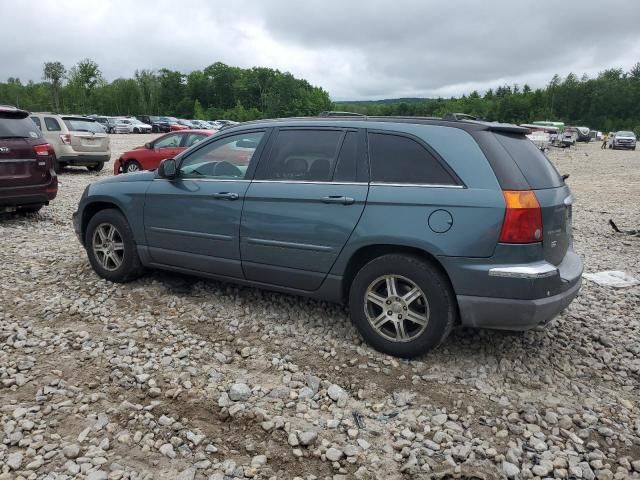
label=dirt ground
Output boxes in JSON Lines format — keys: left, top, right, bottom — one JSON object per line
{"left": 1, "top": 134, "right": 639, "bottom": 480}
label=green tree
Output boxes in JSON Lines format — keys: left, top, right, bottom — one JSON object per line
{"left": 43, "top": 61, "right": 66, "bottom": 111}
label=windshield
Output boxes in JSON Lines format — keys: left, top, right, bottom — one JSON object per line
{"left": 62, "top": 118, "right": 103, "bottom": 133}
{"left": 618, "top": 131, "right": 635, "bottom": 137}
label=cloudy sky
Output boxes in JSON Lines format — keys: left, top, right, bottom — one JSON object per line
{"left": 1, "top": 0, "right": 639, "bottom": 100}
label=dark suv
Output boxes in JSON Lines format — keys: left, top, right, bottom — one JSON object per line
{"left": 1, "top": 106, "right": 57, "bottom": 213}
{"left": 73, "top": 116, "right": 582, "bottom": 358}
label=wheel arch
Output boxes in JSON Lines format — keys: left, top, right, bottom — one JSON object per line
{"left": 341, "top": 244, "right": 456, "bottom": 302}
{"left": 81, "top": 201, "right": 127, "bottom": 245}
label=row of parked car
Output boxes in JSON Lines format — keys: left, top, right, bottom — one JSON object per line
{"left": 89, "top": 115, "right": 238, "bottom": 134}
{"left": 1, "top": 106, "right": 586, "bottom": 357}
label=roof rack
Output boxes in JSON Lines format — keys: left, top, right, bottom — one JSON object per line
{"left": 318, "top": 111, "right": 366, "bottom": 118}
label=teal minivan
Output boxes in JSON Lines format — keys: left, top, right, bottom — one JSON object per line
{"left": 73, "top": 116, "right": 583, "bottom": 358}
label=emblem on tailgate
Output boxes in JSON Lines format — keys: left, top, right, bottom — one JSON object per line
{"left": 0, "top": 147, "right": 9, "bottom": 153}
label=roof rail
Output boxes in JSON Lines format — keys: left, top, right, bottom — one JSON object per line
{"left": 319, "top": 111, "right": 366, "bottom": 118}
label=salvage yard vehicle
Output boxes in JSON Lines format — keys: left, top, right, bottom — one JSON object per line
{"left": 575, "top": 127, "right": 591, "bottom": 142}
{"left": 30, "top": 113, "right": 110, "bottom": 172}
{"left": 113, "top": 118, "right": 153, "bottom": 134}
{"left": 113, "top": 129, "right": 213, "bottom": 174}
{"left": 609, "top": 131, "right": 637, "bottom": 150}
{"left": 0, "top": 106, "right": 57, "bottom": 213}
{"left": 74, "top": 116, "right": 583, "bottom": 358}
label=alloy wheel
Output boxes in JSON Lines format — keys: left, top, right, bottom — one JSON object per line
{"left": 364, "top": 275, "right": 429, "bottom": 342}
{"left": 92, "top": 223, "right": 125, "bottom": 271}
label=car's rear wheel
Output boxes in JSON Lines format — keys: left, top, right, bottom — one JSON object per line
{"left": 124, "top": 160, "right": 142, "bottom": 173}
{"left": 87, "top": 162, "right": 104, "bottom": 172}
{"left": 52, "top": 154, "right": 63, "bottom": 173}
{"left": 349, "top": 254, "right": 456, "bottom": 358}
{"left": 85, "top": 209, "right": 145, "bottom": 283}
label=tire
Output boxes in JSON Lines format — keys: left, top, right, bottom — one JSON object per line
{"left": 124, "top": 160, "right": 142, "bottom": 173}
{"left": 17, "top": 204, "right": 43, "bottom": 214}
{"left": 348, "top": 254, "right": 456, "bottom": 358}
{"left": 87, "top": 162, "right": 104, "bottom": 172}
{"left": 133, "top": 128, "right": 140, "bottom": 134}
{"left": 53, "top": 154, "right": 63, "bottom": 173}
{"left": 85, "top": 209, "right": 145, "bottom": 283}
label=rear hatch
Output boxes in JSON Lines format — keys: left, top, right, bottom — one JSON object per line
{"left": 0, "top": 110, "right": 50, "bottom": 188}
{"left": 62, "top": 117, "right": 109, "bottom": 153}
{"left": 494, "top": 132, "right": 571, "bottom": 265}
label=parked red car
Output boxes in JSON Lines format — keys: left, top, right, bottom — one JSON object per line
{"left": 114, "top": 129, "right": 214, "bottom": 174}
{"left": 0, "top": 106, "right": 57, "bottom": 213}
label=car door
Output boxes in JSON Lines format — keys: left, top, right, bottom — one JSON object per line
{"left": 143, "top": 129, "right": 269, "bottom": 278}
{"left": 240, "top": 128, "right": 368, "bottom": 291}
{"left": 150, "top": 132, "right": 185, "bottom": 164}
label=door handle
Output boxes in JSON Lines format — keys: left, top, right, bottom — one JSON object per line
{"left": 320, "top": 195, "right": 355, "bottom": 205}
{"left": 211, "top": 192, "right": 240, "bottom": 200}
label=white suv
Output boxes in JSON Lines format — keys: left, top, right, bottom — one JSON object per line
{"left": 113, "top": 118, "right": 153, "bottom": 134}
{"left": 609, "top": 131, "right": 637, "bottom": 150}
{"left": 30, "top": 113, "right": 110, "bottom": 172}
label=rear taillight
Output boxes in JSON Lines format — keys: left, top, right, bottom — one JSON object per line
{"left": 60, "top": 134, "right": 71, "bottom": 145}
{"left": 33, "top": 144, "right": 51, "bottom": 156}
{"left": 499, "top": 190, "right": 543, "bottom": 243}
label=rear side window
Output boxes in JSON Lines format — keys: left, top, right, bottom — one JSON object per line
{"left": 31, "top": 116, "right": 42, "bottom": 130}
{"left": 0, "top": 114, "right": 41, "bottom": 138}
{"left": 256, "top": 129, "right": 343, "bottom": 182}
{"left": 44, "top": 117, "right": 61, "bottom": 131}
{"left": 493, "top": 133, "right": 563, "bottom": 189}
{"left": 368, "top": 132, "right": 457, "bottom": 185}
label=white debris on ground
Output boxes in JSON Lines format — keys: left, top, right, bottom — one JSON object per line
{"left": 584, "top": 271, "right": 640, "bottom": 288}
{"left": 1, "top": 135, "right": 639, "bottom": 479}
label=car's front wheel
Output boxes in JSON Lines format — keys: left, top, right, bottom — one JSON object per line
{"left": 349, "top": 254, "right": 456, "bottom": 358}
{"left": 85, "top": 209, "right": 145, "bottom": 283}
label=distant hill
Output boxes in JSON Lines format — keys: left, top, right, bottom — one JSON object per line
{"left": 335, "top": 97, "right": 432, "bottom": 105}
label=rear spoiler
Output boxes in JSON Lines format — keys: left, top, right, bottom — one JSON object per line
{"left": 460, "top": 119, "right": 530, "bottom": 135}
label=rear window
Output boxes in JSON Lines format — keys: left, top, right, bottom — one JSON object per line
{"left": 62, "top": 118, "right": 103, "bottom": 133}
{"left": 493, "top": 133, "right": 563, "bottom": 189}
{"left": 0, "top": 114, "right": 42, "bottom": 139}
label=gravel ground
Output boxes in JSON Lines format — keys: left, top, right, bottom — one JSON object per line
{"left": 1, "top": 135, "right": 639, "bottom": 480}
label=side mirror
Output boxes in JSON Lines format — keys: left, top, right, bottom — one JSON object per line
{"left": 158, "top": 158, "right": 177, "bottom": 179}
{"left": 144, "top": 142, "right": 152, "bottom": 149}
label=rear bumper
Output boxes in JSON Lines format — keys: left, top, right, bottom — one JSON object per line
{"left": 0, "top": 180, "right": 57, "bottom": 207}
{"left": 445, "top": 248, "right": 583, "bottom": 330}
{"left": 458, "top": 278, "right": 581, "bottom": 330}
{"left": 58, "top": 154, "right": 110, "bottom": 165}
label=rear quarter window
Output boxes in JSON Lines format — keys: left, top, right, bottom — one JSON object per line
{"left": 493, "top": 133, "right": 563, "bottom": 189}
{"left": 368, "top": 132, "right": 457, "bottom": 185}
{"left": 44, "top": 117, "right": 62, "bottom": 131}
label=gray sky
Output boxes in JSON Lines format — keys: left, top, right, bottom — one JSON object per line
{"left": 1, "top": 0, "right": 639, "bottom": 100}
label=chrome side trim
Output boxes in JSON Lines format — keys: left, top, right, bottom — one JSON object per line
{"left": 488, "top": 262, "right": 558, "bottom": 279}
{"left": 149, "top": 226, "right": 233, "bottom": 241}
{"left": 369, "top": 182, "right": 464, "bottom": 189}
{"left": 152, "top": 178, "right": 250, "bottom": 183}
{"left": 251, "top": 180, "right": 367, "bottom": 186}
{"left": 245, "top": 237, "right": 334, "bottom": 252}
{"left": 563, "top": 195, "right": 574, "bottom": 206}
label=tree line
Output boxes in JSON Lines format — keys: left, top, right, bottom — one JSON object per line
{"left": 0, "top": 59, "right": 332, "bottom": 121}
{"left": 2, "top": 59, "right": 640, "bottom": 133}
{"left": 336, "top": 63, "right": 640, "bottom": 135}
